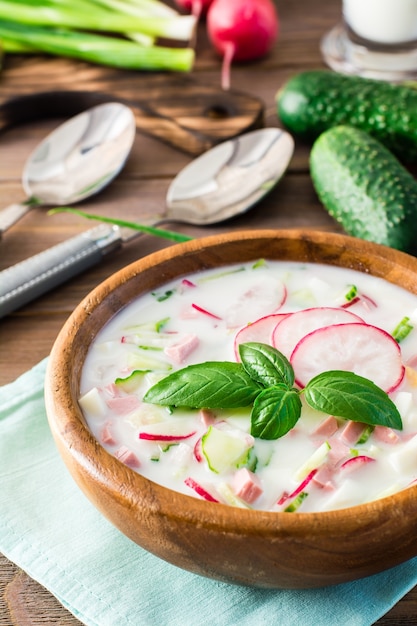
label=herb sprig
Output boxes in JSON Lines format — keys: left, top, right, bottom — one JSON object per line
{"left": 143, "top": 342, "right": 402, "bottom": 440}
{"left": 48, "top": 208, "right": 192, "bottom": 243}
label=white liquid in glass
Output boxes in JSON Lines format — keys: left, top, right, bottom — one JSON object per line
{"left": 343, "top": 0, "right": 417, "bottom": 44}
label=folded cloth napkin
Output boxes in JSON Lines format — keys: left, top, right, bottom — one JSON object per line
{"left": 1, "top": 360, "right": 417, "bottom": 626}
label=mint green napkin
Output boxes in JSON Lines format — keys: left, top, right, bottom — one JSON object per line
{"left": 1, "top": 359, "right": 417, "bottom": 626}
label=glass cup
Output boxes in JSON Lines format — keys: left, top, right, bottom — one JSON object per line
{"left": 321, "top": 0, "right": 417, "bottom": 81}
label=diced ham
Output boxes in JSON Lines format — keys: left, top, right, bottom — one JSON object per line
{"left": 326, "top": 436, "right": 351, "bottom": 468}
{"left": 312, "top": 465, "right": 335, "bottom": 491}
{"left": 114, "top": 445, "right": 140, "bottom": 468}
{"left": 373, "top": 425, "right": 400, "bottom": 445}
{"left": 339, "top": 420, "right": 367, "bottom": 446}
{"left": 103, "top": 382, "right": 121, "bottom": 398}
{"left": 312, "top": 415, "right": 339, "bottom": 438}
{"left": 101, "top": 421, "right": 117, "bottom": 445}
{"left": 232, "top": 468, "right": 263, "bottom": 503}
{"left": 200, "top": 408, "right": 216, "bottom": 427}
{"left": 106, "top": 395, "right": 141, "bottom": 415}
{"left": 164, "top": 333, "right": 199, "bottom": 363}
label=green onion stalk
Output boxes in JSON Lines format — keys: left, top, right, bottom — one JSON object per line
{"left": 0, "top": 0, "right": 196, "bottom": 72}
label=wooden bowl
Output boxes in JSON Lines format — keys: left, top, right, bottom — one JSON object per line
{"left": 45, "top": 229, "right": 417, "bottom": 589}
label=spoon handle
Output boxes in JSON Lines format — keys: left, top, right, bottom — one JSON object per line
{"left": 0, "top": 203, "right": 33, "bottom": 237}
{"left": 0, "top": 224, "right": 123, "bottom": 318}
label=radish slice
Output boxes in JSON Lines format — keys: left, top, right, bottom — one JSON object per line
{"left": 138, "top": 422, "right": 197, "bottom": 442}
{"left": 291, "top": 322, "right": 405, "bottom": 392}
{"left": 225, "top": 277, "right": 287, "bottom": 328}
{"left": 272, "top": 306, "right": 364, "bottom": 359}
{"left": 233, "top": 313, "right": 288, "bottom": 360}
{"left": 277, "top": 468, "right": 318, "bottom": 506}
{"left": 193, "top": 436, "right": 204, "bottom": 462}
{"left": 184, "top": 477, "right": 219, "bottom": 502}
{"left": 340, "top": 455, "right": 375, "bottom": 473}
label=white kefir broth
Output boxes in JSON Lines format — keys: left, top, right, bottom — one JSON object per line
{"left": 79, "top": 261, "right": 417, "bottom": 513}
{"left": 343, "top": 0, "right": 417, "bottom": 44}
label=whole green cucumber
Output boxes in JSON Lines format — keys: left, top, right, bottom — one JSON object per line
{"left": 310, "top": 125, "right": 417, "bottom": 254}
{"left": 277, "top": 70, "right": 417, "bottom": 162}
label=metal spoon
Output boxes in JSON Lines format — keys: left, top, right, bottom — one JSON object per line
{"left": 0, "top": 101, "right": 136, "bottom": 237}
{"left": 0, "top": 127, "right": 294, "bottom": 318}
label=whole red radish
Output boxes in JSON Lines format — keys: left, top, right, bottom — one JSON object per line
{"left": 207, "top": 0, "right": 279, "bottom": 89}
{"left": 174, "top": 0, "right": 214, "bottom": 18}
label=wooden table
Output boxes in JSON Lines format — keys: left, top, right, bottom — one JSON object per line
{"left": 0, "top": 1, "right": 414, "bottom": 623}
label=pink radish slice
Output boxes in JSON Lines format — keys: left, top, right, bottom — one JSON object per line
{"left": 225, "top": 278, "right": 287, "bottom": 328}
{"left": 291, "top": 322, "right": 405, "bottom": 392}
{"left": 233, "top": 313, "right": 288, "bottom": 360}
{"left": 340, "top": 455, "right": 375, "bottom": 473}
{"left": 277, "top": 468, "right": 318, "bottom": 506}
{"left": 191, "top": 303, "right": 222, "bottom": 320}
{"left": 138, "top": 423, "right": 197, "bottom": 442}
{"left": 272, "top": 307, "right": 364, "bottom": 359}
{"left": 193, "top": 437, "right": 204, "bottom": 462}
{"left": 184, "top": 477, "right": 219, "bottom": 502}
{"left": 139, "top": 431, "right": 197, "bottom": 442}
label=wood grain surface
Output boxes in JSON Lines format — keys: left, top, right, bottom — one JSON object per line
{"left": 0, "top": 0, "right": 415, "bottom": 622}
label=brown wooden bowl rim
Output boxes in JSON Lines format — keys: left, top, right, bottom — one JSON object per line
{"left": 45, "top": 228, "right": 417, "bottom": 536}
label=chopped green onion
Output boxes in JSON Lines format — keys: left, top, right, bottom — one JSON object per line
{"left": 252, "top": 258, "right": 267, "bottom": 269}
{"left": 152, "top": 289, "right": 176, "bottom": 302}
{"left": 392, "top": 316, "right": 414, "bottom": 343}
{"left": 155, "top": 317, "right": 170, "bottom": 332}
{"left": 344, "top": 284, "right": 358, "bottom": 302}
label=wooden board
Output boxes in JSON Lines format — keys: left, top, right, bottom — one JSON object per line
{"left": 0, "top": 57, "right": 264, "bottom": 155}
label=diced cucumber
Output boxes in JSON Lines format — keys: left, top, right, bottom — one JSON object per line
{"left": 294, "top": 441, "right": 330, "bottom": 481}
{"left": 127, "top": 351, "right": 172, "bottom": 371}
{"left": 216, "top": 482, "right": 251, "bottom": 508}
{"left": 115, "top": 369, "right": 149, "bottom": 392}
{"left": 78, "top": 387, "right": 107, "bottom": 417}
{"left": 202, "top": 426, "right": 253, "bottom": 474}
{"left": 284, "top": 491, "right": 308, "bottom": 512}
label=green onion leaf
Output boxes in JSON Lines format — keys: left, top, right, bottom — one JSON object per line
{"left": 48, "top": 208, "right": 193, "bottom": 243}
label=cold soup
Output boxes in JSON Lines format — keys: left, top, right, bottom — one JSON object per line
{"left": 79, "top": 260, "right": 417, "bottom": 512}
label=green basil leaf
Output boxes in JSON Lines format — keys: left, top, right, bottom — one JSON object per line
{"left": 251, "top": 385, "right": 302, "bottom": 440}
{"left": 143, "top": 362, "right": 261, "bottom": 409}
{"left": 304, "top": 370, "right": 403, "bottom": 430}
{"left": 239, "top": 342, "right": 294, "bottom": 388}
